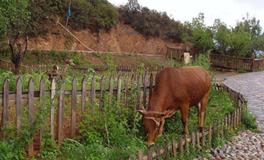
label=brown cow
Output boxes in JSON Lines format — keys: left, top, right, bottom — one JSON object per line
{"left": 138, "top": 66, "right": 211, "bottom": 145}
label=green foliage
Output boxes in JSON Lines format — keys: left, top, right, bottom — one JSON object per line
{"left": 119, "top": 3, "right": 189, "bottom": 42}
{"left": 97, "top": 53, "right": 117, "bottom": 74}
{"left": 242, "top": 108, "right": 258, "bottom": 131}
{"left": 0, "top": 93, "right": 51, "bottom": 160}
{"left": 235, "top": 14, "right": 262, "bottom": 38}
{"left": 191, "top": 54, "right": 211, "bottom": 70}
{"left": 37, "top": 134, "right": 60, "bottom": 160}
{"left": 0, "top": 12, "right": 6, "bottom": 39}
{"left": 0, "top": 69, "right": 49, "bottom": 91}
{"left": 184, "top": 13, "right": 214, "bottom": 53}
{"left": 137, "top": 63, "right": 145, "bottom": 74}
{"left": 28, "top": 0, "right": 118, "bottom": 36}
{"left": 0, "top": 0, "right": 30, "bottom": 37}
{"left": 77, "top": 93, "right": 145, "bottom": 160}
{"left": 228, "top": 30, "right": 252, "bottom": 57}
{"left": 213, "top": 16, "right": 264, "bottom": 58}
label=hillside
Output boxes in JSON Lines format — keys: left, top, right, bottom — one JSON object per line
{"left": 28, "top": 23, "right": 183, "bottom": 55}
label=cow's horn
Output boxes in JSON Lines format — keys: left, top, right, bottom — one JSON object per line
{"left": 137, "top": 109, "right": 146, "bottom": 115}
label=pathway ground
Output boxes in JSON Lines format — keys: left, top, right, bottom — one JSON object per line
{"left": 207, "top": 71, "right": 264, "bottom": 160}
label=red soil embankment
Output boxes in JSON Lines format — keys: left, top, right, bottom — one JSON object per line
{"left": 28, "top": 24, "right": 183, "bottom": 55}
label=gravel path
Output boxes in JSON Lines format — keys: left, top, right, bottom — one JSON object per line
{"left": 224, "top": 72, "right": 264, "bottom": 131}
{"left": 209, "top": 131, "right": 264, "bottom": 160}
{"left": 208, "top": 72, "right": 264, "bottom": 159}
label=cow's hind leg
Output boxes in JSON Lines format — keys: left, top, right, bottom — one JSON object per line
{"left": 180, "top": 103, "right": 190, "bottom": 136}
{"left": 198, "top": 91, "right": 210, "bottom": 132}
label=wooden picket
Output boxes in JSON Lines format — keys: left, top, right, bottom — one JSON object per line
{"left": 71, "top": 78, "right": 77, "bottom": 137}
{"left": 28, "top": 78, "right": 34, "bottom": 156}
{"left": 50, "top": 79, "right": 56, "bottom": 138}
{"left": 81, "top": 77, "right": 87, "bottom": 112}
{"left": 99, "top": 76, "right": 105, "bottom": 108}
{"left": 39, "top": 78, "right": 45, "bottom": 145}
{"left": 109, "top": 76, "right": 113, "bottom": 105}
{"left": 90, "top": 75, "right": 96, "bottom": 106}
{"left": 117, "top": 76, "right": 122, "bottom": 102}
{"left": 16, "top": 77, "right": 22, "bottom": 133}
{"left": 57, "top": 84, "right": 65, "bottom": 144}
{"left": 2, "top": 80, "right": 9, "bottom": 129}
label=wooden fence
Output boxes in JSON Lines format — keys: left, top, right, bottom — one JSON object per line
{"left": 210, "top": 54, "right": 264, "bottom": 71}
{"left": 133, "top": 83, "right": 247, "bottom": 160}
{"left": 0, "top": 73, "right": 156, "bottom": 156}
{"left": 0, "top": 72, "right": 247, "bottom": 158}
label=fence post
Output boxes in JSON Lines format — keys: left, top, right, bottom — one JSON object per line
{"left": 136, "top": 74, "right": 141, "bottom": 110}
{"left": 225, "top": 115, "right": 228, "bottom": 129}
{"left": 179, "top": 138, "right": 184, "bottom": 154}
{"left": 90, "top": 74, "right": 96, "bottom": 106}
{"left": 28, "top": 78, "right": 34, "bottom": 156}
{"left": 57, "top": 84, "right": 65, "bottom": 144}
{"left": 50, "top": 78, "right": 56, "bottom": 139}
{"left": 117, "top": 75, "right": 122, "bottom": 103}
{"left": 196, "top": 131, "right": 200, "bottom": 150}
{"left": 220, "top": 119, "right": 224, "bottom": 138}
{"left": 201, "top": 129, "right": 205, "bottom": 147}
{"left": 208, "top": 125, "right": 212, "bottom": 147}
{"left": 138, "top": 150, "right": 144, "bottom": 160}
{"left": 109, "top": 76, "right": 113, "bottom": 105}
{"left": 185, "top": 134, "right": 189, "bottom": 154}
{"left": 71, "top": 78, "right": 77, "bottom": 137}
{"left": 99, "top": 76, "right": 105, "bottom": 108}
{"left": 39, "top": 78, "right": 45, "bottom": 145}
{"left": 16, "top": 77, "right": 22, "bottom": 133}
{"left": 191, "top": 132, "right": 196, "bottom": 149}
{"left": 124, "top": 77, "right": 129, "bottom": 107}
{"left": 172, "top": 139, "right": 177, "bottom": 157}
{"left": 156, "top": 145, "right": 162, "bottom": 157}
{"left": 2, "top": 79, "right": 9, "bottom": 131}
{"left": 81, "top": 76, "right": 87, "bottom": 112}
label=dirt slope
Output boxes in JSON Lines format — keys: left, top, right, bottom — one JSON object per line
{"left": 28, "top": 24, "right": 183, "bottom": 55}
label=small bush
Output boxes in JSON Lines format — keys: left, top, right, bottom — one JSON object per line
{"left": 191, "top": 53, "right": 211, "bottom": 70}
{"left": 119, "top": 5, "right": 189, "bottom": 42}
{"left": 242, "top": 108, "right": 258, "bottom": 131}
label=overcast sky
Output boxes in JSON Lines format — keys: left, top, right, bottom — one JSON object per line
{"left": 108, "top": 0, "right": 264, "bottom": 28}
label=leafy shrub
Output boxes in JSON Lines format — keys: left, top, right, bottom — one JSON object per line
{"left": 78, "top": 93, "right": 145, "bottom": 159}
{"left": 28, "top": 0, "right": 118, "bottom": 36}
{"left": 37, "top": 134, "right": 60, "bottom": 160}
{"left": 191, "top": 53, "right": 211, "bottom": 70}
{"left": 242, "top": 108, "right": 258, "bottom": 131}
{"left": 119, "top": 3, "right": 189, "bottom": 42}
{"left": 183, "top": 13, "right": 214, "bottom": 53}
{"left": 212, "top": 16, "right": 264, "bottom": 58}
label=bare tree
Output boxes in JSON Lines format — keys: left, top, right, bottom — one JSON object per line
{"left": 8, "top": 35, "right": 28, "bottom": 74}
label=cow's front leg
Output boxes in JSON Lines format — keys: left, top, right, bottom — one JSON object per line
{"left": 180, "top": 103, "right": 190, "bottom": 136}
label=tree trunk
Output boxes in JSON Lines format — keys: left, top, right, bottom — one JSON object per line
{"left": 8, "top": 36, "right": 28, "bottom": 75}
{"left": 13, "top": 61, "right": 21, "bottom": 75}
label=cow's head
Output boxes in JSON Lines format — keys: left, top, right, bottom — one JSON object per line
{"left": 138, "top": 109, "right": 166, "bottom": 145}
